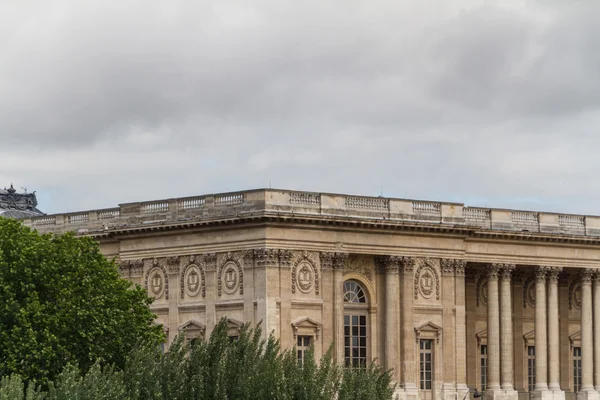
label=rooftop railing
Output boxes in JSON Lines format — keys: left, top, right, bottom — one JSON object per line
{"left": 21, "top": 189, "right": 600, "bottom": 237}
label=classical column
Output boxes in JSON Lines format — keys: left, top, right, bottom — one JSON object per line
{"left": 441, "top": 259, "right": 456, "bottom": 391}
{"left": 487, "top": 264, "right": 501, "bottom": 392}
{"left": 534, "top": 266, "right": 549, "bottom": 392}
{"left": 499, "top": 264, "right": 515, "bottom": 391}
{"left": 580, "top": 269, "right": 594, "bottom": 392}
{"left": 401, "top": 257, "right": 418, "bottom": 394}
{"left": 378, "top": 256, "right": 400, "bottom": 381}
{"left": 454, "top": 261, "right": 468, "bottom": 391}
{"left": 547, "top": 267, "right": 562, "bottom": 391}
{"left": 594, "top": 272, "right": 600, "bottom": 391}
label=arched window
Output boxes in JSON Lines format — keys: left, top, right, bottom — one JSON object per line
{"left": 344, "top": 281, "right": 367, "bottom": 303}
{"left": 343, "top": 280, "right": 369, "bottom": 367}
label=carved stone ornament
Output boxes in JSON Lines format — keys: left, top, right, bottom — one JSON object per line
{"left": 414, "top": 259, "right": 440, "bottom": 300}
{"left": 291, "top": 251, "right": 319, "bottom": 295}
{"left": 476, "top": 275, "right": 488, "bottom": 307}
{"left": 345, "top": 255, "right": 374, "bottom": 282}
{"left": 144, "top": 264, "right": 168, "bottom": 300}
{"left": 216, "top": 252, "right": 244, "bottom": 296}
{"left": 254, "top": 248, "right": 279, "bottom": 268}
{"left": 181, "top": 264, "right": 205, "bottom": 298}
{"left": 569, "top": 277, "right": 582, "bottom": 310}
{"left": 496, "top": 264, "right": 516, "bottom": 280}
{"left": 121, "top": 259, "right": 144, "bottom": 278}
{"left": 166, "top": 256, "right": 180, "bottom": 275}
{"left": 221, "top": 262, "right": 239, "bottom": 295}
{"left": 320, "top": 252, "right": 348, "bottom": 271}
{"left": 546, "top": 266, "right": 563, "bottom": 282}
{"left": 440, "top": 259, "right": 467, "bottom": 276}
{"left": 523, "top": 276, "right": 536, "bottom": 309}
{"left": 375, "top": 256, "right": 401, "bottom": 274}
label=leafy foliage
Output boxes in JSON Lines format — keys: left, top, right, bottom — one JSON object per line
{"left": 0, "top": 318, "right": 394, "bottom": 399}
{"left": 0, "top": 218, "right": 163, "bottom": 386}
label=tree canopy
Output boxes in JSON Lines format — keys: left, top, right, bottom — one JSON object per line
{"left": 0, "top": 217, "right": 163, "bottom": 386}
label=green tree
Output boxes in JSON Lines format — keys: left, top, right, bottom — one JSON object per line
{"left": 0, "top": 217, "right": 163, "bottom": 387}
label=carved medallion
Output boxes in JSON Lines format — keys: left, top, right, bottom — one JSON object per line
{"left": 414, "top": 260, "right": 440, "bottom": 300}
{"left": 296, "top": 262, "right": 313, "bottom": 293}
{"left": 526, "top": 280, "right": 536, "bottom": 308}
{"left": 222, "top": 262, "right": 239, "bottom": 294}
{"left": 146, "top": 267, "right": 166, "bottom": 299}
{"left": 570, "top": 279, "right": 582, "bottom": 310}
{"left": 419, "top": 268, "right": 435, "bottom": 299}
{"left": 476, "top": 275, "right": 487, "bottom": 307}
{"left": 183, "top": 264, "right": 205, "bottom": 298}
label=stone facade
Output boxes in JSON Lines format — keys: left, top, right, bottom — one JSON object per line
{"left": 22, "top": 189, "right": 600, "bottom": 400}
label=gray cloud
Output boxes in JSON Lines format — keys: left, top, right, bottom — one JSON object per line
{"left": 2, "top": 0, "right": 599, "bottom": 215}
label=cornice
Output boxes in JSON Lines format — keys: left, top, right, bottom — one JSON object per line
{"left": 82, "top": 212, "right": 600, "bottom": 247}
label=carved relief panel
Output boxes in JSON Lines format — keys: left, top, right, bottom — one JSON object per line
{"left": 290, "top": 251, "right": 320, "bottom": 295}
{"left": 180, "top": 254, "right": 212, "bottom": 299}
{"left": 414, "top": 258, "right": 440, "bottom": 301}
{"left": 144, "top": 258, "right": 169, "bottom": 300}
{"left": 344, "top": 254, "right": 375, "bottom": 284}
{"left": 217, "top": 252, "right": 245, "bottom": 297}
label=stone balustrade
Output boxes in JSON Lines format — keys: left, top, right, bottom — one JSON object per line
{"left": 20, "top": 189, "right": 600, "bottom": 237}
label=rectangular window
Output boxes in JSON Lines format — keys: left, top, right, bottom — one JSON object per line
{"left": 480, "top": 345, "right": 488, "bottom": 391}
{"left": 574, "top": 347, "right": 582, "bottom": 392}
{"left": 344, "top": 314, "right": 367, "bottom": 367}
{"left": 528, "top": 346, "right": 536, "bottom": 392}
{"left": 420, "top": 340, "right": 433, "bottom": 390}
{"left": 297, "top": 335, "right": 312, "bottom": 366}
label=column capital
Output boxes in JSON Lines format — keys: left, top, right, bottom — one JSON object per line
{"left": 375, "top": 255, "right": 401, "bottom": 273}
{"left": 582, "top": 268, "right": 595, "bottom": 284}
{"left": 487, "top": 264, "right": 501, "bottom": 280}
{"left": 320, "top": 252, "right": 348, "bottom": 270}
{"left": 498, "top": 264, "right": 516, "bottom": 280}
{"left": 253, "top": 248, "right": 280, "bottom": 267}
{"left": 441, "top": 259, "right": 466, "bottom": 276}
{"left": 534, "top": 266, "right": 549, "bottom": 282}
{"left": 399, "top": 257, "right": 417, "bottom": 274}
{"left": 545, "top": 266, "right": 563, "bottom": 283}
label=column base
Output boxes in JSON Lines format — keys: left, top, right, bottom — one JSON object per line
{"left": 485, "top": 389, "right": 519, "bottom": 400}
{"left": 532, "top": 390, "right": 566, "bottom": 400}
{"left": 578, "top": 390, "right": 599, "bottom": 400}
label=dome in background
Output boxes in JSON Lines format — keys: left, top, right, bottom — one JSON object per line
{"left": 0, "top": 184, "right": 44, "bottom": 219}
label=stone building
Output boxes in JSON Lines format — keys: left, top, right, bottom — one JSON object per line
{"left": 20, "top": 189, "right": 600, "bottom": 400}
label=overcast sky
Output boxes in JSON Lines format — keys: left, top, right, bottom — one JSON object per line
{"left": 2, "top": 1, "right": 599, "bottom": 215}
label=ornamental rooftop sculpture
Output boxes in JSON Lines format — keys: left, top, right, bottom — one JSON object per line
{"left": 0, "top": 184, "right": 44, "bottom": 219}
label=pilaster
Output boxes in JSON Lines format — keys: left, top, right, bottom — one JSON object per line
{"left": 440, "top": 259, "right": 457, "bottom": 396}
{"left": 376, "top": 256, "right": 401, "bottom": 383}
{"left": 400, "top": 257, "right": 418, "bottom": 398}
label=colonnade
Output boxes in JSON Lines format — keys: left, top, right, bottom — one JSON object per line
{"left": 484, "top": 265, "right": 600, "bottom": 400}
